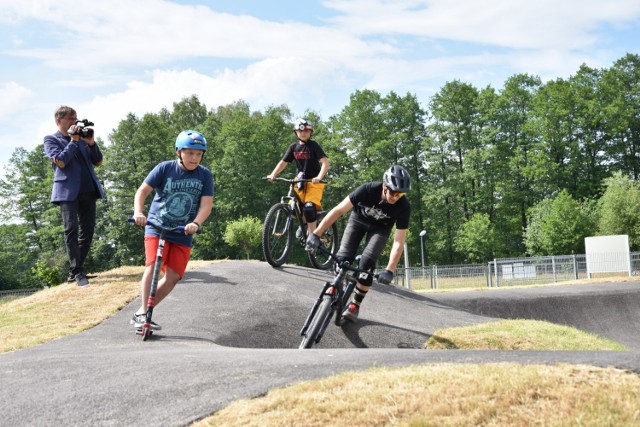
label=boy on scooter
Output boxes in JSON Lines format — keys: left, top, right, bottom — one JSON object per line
{"left": 130, "top": 130, "right": 214, "bottom": 331}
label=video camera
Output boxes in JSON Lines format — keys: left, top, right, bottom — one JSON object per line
{"left": 72, "top": 119, "right": 95, "bottom": 138}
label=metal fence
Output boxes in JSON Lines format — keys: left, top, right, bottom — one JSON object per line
{"left": 0, "top": 288, "right": 40, "bottom": 301}
{"left": 390, "top": 252, "right": 640, "bottom": 291}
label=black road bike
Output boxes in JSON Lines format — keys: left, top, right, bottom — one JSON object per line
{"left": 262, "top": 177, "right": 338, "bottom": 270}
{"left": 128, "top": 218, "right": 200, "bottom": 341}
{"left": 299, "top": 248, "right": 379, "bottom": 349}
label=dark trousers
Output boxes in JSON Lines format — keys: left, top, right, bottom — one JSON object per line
{"left": 59, "top": 192, "right": 97, "bottom": 276}
{"left": 337, "top": 215, "right": 390, "bottom": 284}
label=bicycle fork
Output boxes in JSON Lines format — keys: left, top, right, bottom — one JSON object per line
{"left": 273, "top": 205, "right": 294, "bottom": 237}
{"left": 299, "top": 281, "right": 334, "bottom": 336}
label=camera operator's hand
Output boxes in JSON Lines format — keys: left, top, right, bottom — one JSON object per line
{"left": 67, "top": 126, "right": 80, "bottom": 142}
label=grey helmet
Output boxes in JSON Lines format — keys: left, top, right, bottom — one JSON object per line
{"left": 383, "top": 165, "right": 411, "bottom": 192}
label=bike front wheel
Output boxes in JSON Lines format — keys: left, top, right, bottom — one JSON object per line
{"left": 299, "top": 295, "right": 333, "bottom": 349}
{"left": 262, "top": 203, "right": 294, "bottom": 267}
{"left": 308, "top": 221, "right": 339, "bottom": 270}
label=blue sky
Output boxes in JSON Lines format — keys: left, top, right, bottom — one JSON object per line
{"left": 1, "top": 0, "right": 639, "bottom": 170}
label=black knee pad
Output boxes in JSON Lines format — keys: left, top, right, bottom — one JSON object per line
{"left": 356, "top": 271, "right": 374, "bottom": 286}
{"left": 303, "top": 202, "right": 317, "bottom": 223}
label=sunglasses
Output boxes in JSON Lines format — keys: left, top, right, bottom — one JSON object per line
{"left": 387, "top": 189, "right": 404, "bottom": 198}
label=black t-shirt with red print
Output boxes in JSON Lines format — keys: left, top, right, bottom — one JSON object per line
{"left": 282, "top": 139, "right": 327, "bottom": 178}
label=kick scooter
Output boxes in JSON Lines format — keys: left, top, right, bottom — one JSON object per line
{"left": 128, "top": 218, "right": 200, "bottom": 341}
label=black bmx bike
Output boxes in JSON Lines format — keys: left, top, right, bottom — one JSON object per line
{"left": 299, "top": 248, "right": 379, "bottom": 349}
{"left": 128, "top": 218, "right": 200, "bottom": 341}
{"left": 262, "top": 177, "right": 338, "bottom": 270}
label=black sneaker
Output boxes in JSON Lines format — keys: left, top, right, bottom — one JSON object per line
{"left": 67, "top": 272, "right": 75, "bottom": 283}
{"left": 75, "top": 273, "right": 90, "bottom": 287}
{"left": 130, "top": 313, "right": 162, "bottom": 330}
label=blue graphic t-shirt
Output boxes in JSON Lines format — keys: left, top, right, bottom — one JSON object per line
{"left": 145, "top": 160, "right": 214, "bottom": 247}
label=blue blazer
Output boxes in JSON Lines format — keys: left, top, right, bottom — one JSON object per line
{"left": 44, "top": 131, "right": 106, "bottom": 203}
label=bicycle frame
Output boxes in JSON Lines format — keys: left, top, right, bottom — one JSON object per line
{"left": 299, "top": 248, "right": 378, "bottom": 349}
{"left": 262, "top": 177, "right": 337, "bottom": 270}
{"left": 272, "top": 184, "right": 306, "bottom": 243}
{"left": 299, "top": 258, "right": 354, "bottom": 338}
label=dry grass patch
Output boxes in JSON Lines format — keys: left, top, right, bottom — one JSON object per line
{"left": 195, "top": 364, "right": 640, "bottom": 427}
{"left": 427, "top": 319, "right": 627, "bottom": 351}
{"left": 0, "top": 260, "right": 217, "bottom": 353}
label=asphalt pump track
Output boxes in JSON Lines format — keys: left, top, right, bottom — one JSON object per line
{"left": 1, "top": 260, "right": 639, "bottom": 426}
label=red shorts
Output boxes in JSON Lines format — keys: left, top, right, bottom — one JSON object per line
{"left": 144, "top": 236, "right": 192, "bottom": 278}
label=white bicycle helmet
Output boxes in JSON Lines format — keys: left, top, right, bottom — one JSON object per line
{"left": 293, "top": 118, "right": 313, "bottom": 133}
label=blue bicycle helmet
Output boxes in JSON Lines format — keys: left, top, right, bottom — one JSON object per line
{"left": 175, "top": 130, "right": 207, "bottom": 151}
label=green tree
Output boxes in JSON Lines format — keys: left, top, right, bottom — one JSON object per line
{"left": 598, "top": 172, "right": 640, "bottom": 249}
{"left": 454, "top": 213, "right": 495, "bottom": 263}
{"left": 569, "top": 64, "right": 610, "bottom": 199}
{"left": 600, "top": 54, "right": 640, "bottom": 180}
{"left": 0, "top": 146, "right": 67, "bottom": 287}
{"left": 425, "top": 81, "right": 480, "bottom": 262}
{"left": 492, "top": 73, "right": 542, "bottom": 256}
{"left": 99, "top": 112, "right": 175, "bottom": 268}
{"left": 529, "top": 78, "right": 577, "bottom": 197}
{"left": 223, "top": 216, "right": 262, "bottom": 260}
{"left": 525, "top": 190, "right": 596, "bottom": 256}
{"left": 203, "top": 102, "right": 291, "bottom": 261}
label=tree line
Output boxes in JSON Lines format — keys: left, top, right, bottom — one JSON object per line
{"left": 1, "top": 53, "right": 639, "bottom": 290}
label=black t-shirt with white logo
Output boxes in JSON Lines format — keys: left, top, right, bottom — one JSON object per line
{"left": 349, "top": 182, "right": 410, "bottom": 229}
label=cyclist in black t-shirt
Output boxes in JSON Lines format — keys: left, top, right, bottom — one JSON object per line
{"left": 267, "top": 118, "right": 329, "bottom": 237}
{"left": 306, "top": 165, "right": 411, "bottom": 322}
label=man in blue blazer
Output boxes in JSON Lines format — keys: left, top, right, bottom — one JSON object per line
{"left": 44, "top": 105, "right": 105, "bottom": 286}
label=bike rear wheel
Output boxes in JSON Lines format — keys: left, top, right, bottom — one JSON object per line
{"left": 262, "top": 203, "right": 294, "bottom": 267}
{"left": 299, "top": 295, "right": 333, "bottom": 349}
{"left": 308, "top": 219, "right": 339, "bottom": 270}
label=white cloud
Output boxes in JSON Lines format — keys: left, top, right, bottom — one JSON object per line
{"left": 324, "top": 0, "right": 640, "bottom": 50}
{"left": 0, "top": 82, "right": 34, "bottom": 118}
{"left": 79, "top": 56, "right": 352, "bottom": 143}
{"left": 3, "top": 0, "right": 379, "bottom": 72}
